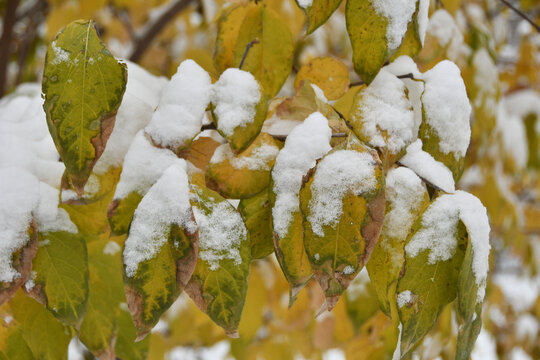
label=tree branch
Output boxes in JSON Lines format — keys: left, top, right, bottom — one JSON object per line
{"left": 349, "top": 73, "right": 416, "bottom": 87}
{"left": 0, "top": 0, "right": 19, "bottom": 98}
{"left": 128, "top": 0, "right": 196, "bottom": 62}
{"left": 238, "top": 39, "right": 259, "bottom": 69}
{"left": 500, "top": 0, "right": 540, "bottom": 33}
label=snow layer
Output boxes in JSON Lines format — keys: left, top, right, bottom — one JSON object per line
{"left": 124, "top": 162, "right": 195, "bottom": 277}
{"left": 427, "top": 10, "right": 466, "bottom": 61}
{"left": 504, "top": 90, "right": 540, "bottom": 120}
{"left": 400, "top": 140, "right": 455, "bottom": 193}
{"left": 94, "top": 61, "right": 166, "bottom": 174}
{"left": 146, "top": 60, "right": 212, "bottom": 149}
{"left": 384, "top": 167, "right": 426, "bottom": 241}
{"left": 397, "top": 290, "right": 413, "bottom": 308}
{"left": 471, "top": 329, "right": 498, "bottom": 360}
{"left": 371, "top": 0, "right": 417, "bottom": 51}
{"left": 496, "top": 101, "right": 528, "bottom": 169}
{"left": 34, "top": 182, "right": 77, "bottom": 233}
{"left": 421, "top": 61, "right": 471, "bottom": 159}
{"left": 211, "top": 68, "right": 261, "bottom": 137}
{"left": 405, "top": 191, "right": 490, "bottom": 302}
{"left": 210, "top": 141, "right": 279, "bottom": 171}
{"left": 114, "top": 131, "right": 181, "bottom": 199}
{"left": 0, "top": 168, "right": 39, "bottom": 282}
{"left": 298, "top": 0, "right": 313, "bottom": 9}
{"left": 353, "top": 69, "right": 415, "bottom": 154}
{"left": 193, "top": 197, "right": 247, "bottom": 271}
{"left": 272, "top": 112, "right": 332, "bottom": 238}
{"left": 308, "top": 150, "right": 378, "bottom": 236}
{"left": 418, "top": 0, "right": 430, "bottom": 45}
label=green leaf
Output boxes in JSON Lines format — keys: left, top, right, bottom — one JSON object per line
{"left": 239, "top": 188, "right": 274, "bottom": 259}
{"left": 206, "top": 133, "right": 280, "bottom": 199}
{"left": 455, "top": 238, "right": 482, "bottom": 360}
{"left": 11, "top": 291, "right": 71, "bottom": 360}
{"left": 26, "top": 231, "right": 89, "bottom": 326}
{"left": 107, "top": 191, "right": 143, "bottom": 236}
{"left": 42, "top": 20, "right": 127, "bottom": 195}
{"left": 185, "top": 185, "right": 251, "bottom": 337}
{"left": 0, "top": 223, "right": 38, "bottom": 306}
{"left": 367, "top": 167, "right": 429, "bottom": 316}
{"left": 232, "top": 3, "right": 294, "bottom": 97}
{"left": 79, "top": 238, "right": 124, "bottom": 358}
{"left": 0, "top": 319, "right": 35, "bottom": 360}
{"left": 346, "top": 0, "right": 390, "bottom": 84}
{"left": 115, "top": 305, "right": 150, "bottom": 360}
{"left": 397, "top": 216, "right": 468, "bottom": 357}
{"left": 297, "top": 0, "right": 343, "bottom": 34}
{"left": 300, "top": 136, "right": 385, "bottom": 310}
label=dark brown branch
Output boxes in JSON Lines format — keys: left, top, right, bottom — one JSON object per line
{"left": 128, "top": 0, "right": 196, "bottom": 62}
{"left": 500, "top": 0, "right": 540, "bottom": 33}
{"left": 0, "top": 0, "right": 19, "bottom": 98}
{"left": 349, "top": 73, "right": 416, "bottom": 88}
{"left": 238, "top": 39, "right": 259, "bottom": 69}
{"left": 199, "top": 122, "right": 348, "bottom": 141}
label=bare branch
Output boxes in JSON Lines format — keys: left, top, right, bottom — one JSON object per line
{"left": 128, "top": 0, "right": 197, "bottom": 62}
{"left": 238, "top": 39, "right": 259, "bottom": 69}
{"left": 0, "top": 0, "right": 19, "bottom": 98}
{"left": 349, "top": 73, "right": 416, "bottom": 88}
{"left": 500, "top": 0, "right": 540, "bottom": 33}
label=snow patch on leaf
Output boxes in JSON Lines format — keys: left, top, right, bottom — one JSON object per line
{"left": 308, "top": 150, "right": 378, "bottom": 236}
{"left": 370, "top": 0, "right": 417, "bottom": 51}
{"left": 272, "top": 112, "right": 332, "bottom": 238}
{"left": 210, "top": 142, "right": 279, "bottom": 171}
{"left": 124, "top": 162, "right": 195, "bottom": 277}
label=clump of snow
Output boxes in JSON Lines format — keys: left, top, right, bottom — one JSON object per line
{"left": 472, "top": 49, "right": 498, "bottom": 114}
{"left": 459, "top": 165, "right": 484, "bottom": 189}
{"left": 421, "top": 61, "right": 471, "bottom": 159}
{"left": 94, "top": 61, "right": 167, "bottom": 174}
{"left": 114, "top": 131, "right": 181, "bottom": 199}
{"left": 397, "top": 290, "right": 413, "bottom": 308}
{"left": 308, "top": 150, "right": 378, "bottom": 236}
{"left": 297, "top": 0, "right": 313, "bottom": 9}
{"left": 322, "top": 348, "right": 346, "bottom": 360}
{"left": 399, "top": 140, "right": 455, "bottom": 193}
{"left": 193, "top": 196, "right": 247, "bottom": 271}
{"left": 493, "top": 273, "right": 540, "bottom": 313}
{"left": 146, "top": 60, "right": 212, "bottom": 150}
{"left": 25, "top": 271, "right": 37, "bottom": 291}
{"left": 418, "top": 0, "right": 430, "bottom": 45}
{"left": 103, "top": 241, "right": 121, "bottom": 256}
{"left": 210, "top": 141, "right": 279, "bottom": 171}
{"left": 405, "top": 191, "right": 490, "bottom": 302}
{"left": 0, "top": 168, "right": 39, "bottom": 282}
{"left": 509, "top": 347, "right": 532, "bottom": 360}
{"left": 384, "top": 167, "right": 426, "bottom": 241}
{"left": 342, "top": 265, "right": 355, "bottom": 275}
{"left": 50, "top": 41, "right": 70, "bottom": 65}
{"left": 392, "top": 323, "right": 403, "bottom": 360}
{"left": 471, "top": 328, "right": 497, "bottom": 360}
{"left": 371, "top": 0, "right": 417, "bottom": 51}
{"left": 211, "top": 68, "right": 261, "bottom": 137}
{"left": 515, "top": 314, "right": 539, "bottom": 342}
{"left": 34, "top": 182, "right": 77, "bottom": 233}
{"left": 352, "top": 69, "right": 415, "bottom": 154}
{"left": 496, "top": 101, "right": 528, "bottom": 169}
{"left": 426, "top": 10, "right": 466, "bottom": 61}
{"left": 504, "top": 90, "right": 540, "bottom": 121}
{"left": 124, "top": 162, "right": 195, "bottom": 277}
{"left": 272, "top": 112, "right": 332, "bottom": 238}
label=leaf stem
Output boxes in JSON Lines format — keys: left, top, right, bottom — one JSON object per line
{"left": 238, "top": 39, "right": 260, "bottom": 70}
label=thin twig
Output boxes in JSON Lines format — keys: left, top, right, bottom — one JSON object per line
{"left": 109, "top": 4, "right": 137, "bottom": 41}
{"left": 238, "top": 39, "right": 259, "bottom": 70}
{"left": 129, "top": 0, "right": 197, "bottom": 62}
{"left": 349, "top": 73, "right": 416, "bottom": 88}
{"left": 500, "top": 0, "right": 540, "bottom": 33}
{"left": 0, "top": 0, "right": 19, "bottom": 98}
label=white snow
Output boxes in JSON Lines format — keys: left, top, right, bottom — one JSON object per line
{"left": 426, "top": 10, "right": 466, "bottom": 61}
{"left": 34, "top": 182, "right": 77, "bottom": 233}
{"left": 193, "top": 196, "right": 247, "bottom": 271}
{"left": 167, "top": 340, "right": 231, "bottom": 360}
{"left": 322, "top": 349, "right": 346, "bottom": 360}
{"left": 210, "top": 141, "right": 279, "bottom": 171}
{"left": 405, "top": 191, "right": 490, "bottom": 302}
{"left": 510, "top": 347, "right": 532, "bottom": 360}
{"left": 146, "top": 59, "right": 212, "bottom": 149}
{"left": 515, "top": 314, "right": 539, "bottom": 342}
{"left": 124, "top": 162, "right": 195, "bottom": 277}
{"left": 421, "top": 61, "right": 471, "bottom": 159}
{"left": 392, "top": 323, "right": 403, "bottom": 360}
{"left": 94, "top": 61, "right": 166, "bottom": 174}
{"left": 346, "top": 268, "right": 370, "bottom": 301}
{"left": 472, "top": 49, "right": 498, "bottom": 114}
{"left": 351, "top": 69, "right": 415, "bottom": 154}
{"left": 342, "top": 265, "right": 355, "bottom": 275}
{"left": 504, "top": 90, "right": 540, "bottom": 120}
{"left": 272, "top": 112, "right": 332, "bottom": 238}
{"left": 297, "top": 0, "right": 313, "bottom": 9}
{"left": 418, "top": 0, "right": 430, "bottom": 45}
{"left": 371, "top": 0, "right": 417, "bottom": 51}
{"left": 50, "top": 41, "right": 70, "bottom": 65}
{"left": 397, "top": 290, "right": 413, "bottom": 308}
{"left": 113, "top": 131, "right": 181, "bottom": 199}
{"left": 493, "top": 273, "right": 540, "bottom": 313}
{"left": 384, "top": 167, "right": 426, "bottom": 241}
{"left": 0, "top": 168, "right": 40, "bottom": 282}
{"left": 471, "top": 328, "right": 498, "bottom": 360}
{"left": 496, "top": 101, "right": 529, "bottom": 170}
{"left": 211, "top": 68, "right": 261, "bottom": 137}
{"left": 399, "top": 140, "right": 456, "bottom": 193}
{"left": 103, "top": 241, "right": 121, "bottom": 256}
{"left": 308, "top": 150, "right": 378, "bottom": 236}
